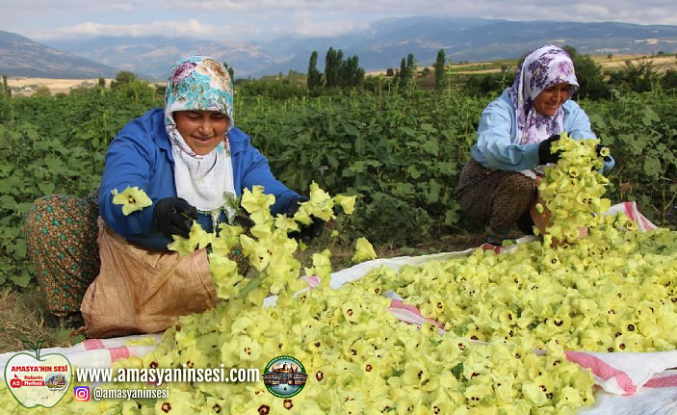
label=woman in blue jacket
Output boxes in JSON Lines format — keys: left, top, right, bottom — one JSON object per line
{"left": 24, "top": 56, "right": 322, "bottom": 327}
{"left": 455, "top": 45, "right": 614, "bottom": 248}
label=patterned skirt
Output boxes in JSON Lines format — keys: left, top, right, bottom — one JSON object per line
{"left": 455, "top": 159, "right": 537, "bottom": 233}
{"left": 23, "top": 192, "right": 250, "bottom": 325}
{"left": 24, "top": 193, "right": 101, "bottom": 321}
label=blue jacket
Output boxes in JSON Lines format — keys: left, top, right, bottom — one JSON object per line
{"left": 471, "top": 90, "right": 615, "bottom": 173}
{"left": 99, "top": 108, "right": 299, "bottom": 251}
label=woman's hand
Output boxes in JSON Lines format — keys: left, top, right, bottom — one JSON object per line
{"left": 531, "top": 176, "right": 588, "bottom": 247}
{"left": 285, "top": 197, "right": 325, "bottom": 243}
{"left": 538, "top": 133, "right": 562, "bottom": 165}
{"left": 153, "top": 198, "right": 198, "bottom": 239}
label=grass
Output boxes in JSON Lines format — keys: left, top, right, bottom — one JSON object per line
{"left": 0, "top": 232, "right": 488, "bottom": 355}
{"left": 0, "top": 287, "right": 77, "bottom": 355}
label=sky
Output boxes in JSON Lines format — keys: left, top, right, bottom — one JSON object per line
{"left": 2, "top": 0, "right": 677, "bottom": 43}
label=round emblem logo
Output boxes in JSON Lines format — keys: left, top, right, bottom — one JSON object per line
{"left": 262, "top": 355, "right": 307, "bottom": 398}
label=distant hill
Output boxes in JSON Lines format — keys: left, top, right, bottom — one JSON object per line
{"left": 248, "top": 17, "right": 677, "bottom": 77}
{"left": 0, "top": 30, "right": 118, "bottom": 79}
{"left": 9, "top": 16, "right": 677, "bottom": 79}
{"left": 47, "top": 36, "right": 277, "bottom": 81}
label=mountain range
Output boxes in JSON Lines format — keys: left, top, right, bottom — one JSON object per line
{"left": 0, "top": 30, "right": 118, "bottom": 78}
{"left": 2, "top": 17, "right": 677, "bottom": 80}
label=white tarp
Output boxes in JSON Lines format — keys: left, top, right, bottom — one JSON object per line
{"left": 1, "top": 202, "right": 673, "bottom": 413}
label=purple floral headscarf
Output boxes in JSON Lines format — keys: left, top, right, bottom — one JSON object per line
{"left": 508, "top": 45, "right": 579, "bottom": 145}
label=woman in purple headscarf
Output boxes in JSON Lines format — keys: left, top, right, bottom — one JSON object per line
{"left": 455, "top": 45, "right": 615, "bottom": 249}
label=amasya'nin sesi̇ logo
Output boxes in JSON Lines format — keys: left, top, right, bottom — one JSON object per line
{"left": 4, "top": 340, "right": 72, "bottom": 409}
{"left": 262, "top": 355, "right": 307, "bottom": 398}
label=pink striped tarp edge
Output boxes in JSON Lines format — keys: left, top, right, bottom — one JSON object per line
{"left": 564, "top": 351, "right": 637, "bottom": 395}
{"left": 389, "top": 299, "right": 445, "bottom": 329}
{"left": 82, "top": 339, "right": 105, "bottom": 351}
{"left": 108, "top": 346, "right": 131, "bottom": 363}
{"left": 643, "top": 373, "right": 677, "bottom": 388}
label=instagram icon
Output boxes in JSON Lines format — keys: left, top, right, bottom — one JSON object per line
{"left": 73, "top": 386, "right": 90, "bottom": 402}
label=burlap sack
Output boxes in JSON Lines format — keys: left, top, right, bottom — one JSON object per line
{"left": 81, "top": 218, "right": 218, "bottom": 338}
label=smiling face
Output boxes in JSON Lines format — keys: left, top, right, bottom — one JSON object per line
{"left": 533, "top": 82, "right": 572, "bottom": 117}
{"left": 174, "top": 110, "right": 230, "bottom": 155}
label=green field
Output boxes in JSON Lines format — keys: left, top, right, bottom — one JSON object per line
{"left": 1, "top": 79, "right": 676, "bottom": 288}
{"left": 0, "top": 73, "right": 676, "bottom": 352}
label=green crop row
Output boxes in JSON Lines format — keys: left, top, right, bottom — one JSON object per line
{"left": 0, "top": 85, "right": 675, "bottom": 288}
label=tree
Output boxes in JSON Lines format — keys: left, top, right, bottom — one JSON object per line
{"left": 110, "top": 71, "right": 137, "bottom": 89}
{"left": 434, "top": 49, "right": 446, "bottom": 91}
{"left": 399, "top": 58, "right": 408, "bottom": 84}
{"left": 607, "top": 54, "right": 613, "bottom": 61}
{"left": 386, "top": 68, "right": 394, "bottom": 77}
{"left": 307, "top": 51, "right": 322, "bottom": 89}
{"left": 348, "top": 56, "right": 365, "bottom": 87}
{"left": 562, "top": 45, "right": 577, "bottom": 60}
{"left": 613, "top": 58, "right": 660, "bottom": 92}
{"left": 324, "top": 47, "right": 344, "bottom": 88}
{"left": 662, "top": 69, "right": 677, "bottom": 90}
{"left": 33, "top": 85, "right": 51, "bottom": 98}
{"left": 355, "top": 66, "right": 365, "bottom": 87}
{"left": 343, "top": 56, "right": 357, "bottom": 87}
{"left": 98, "top": 77, "right": 106, "bottom": 88}
{"left": 2, "top": 75, "right": 10, "bottom": 98}
{"left": 323, "top": 48, "right": 363, "bottom": 89}
{"left": 562, "top": 45, "right": 610, "bottom": 100}
{"left": 407, "top": 53, "right": 416, "bottom": 77}
{"left": 325, "top": 47, "right": 338, "bottom": 88}
{"left": 115, "top": 71, "right": 137, "bottom": 84}
{"left": 337, "top": 55, "right": 348, "bottom": 87}
{"left": 396, "top": 53, "right": 418, "bottom": 88}
{"left": 222, "top": 62, "right": 235, "bottom": 80}
{"left": 336, "top": 50, "right": 344, "bottom": 85}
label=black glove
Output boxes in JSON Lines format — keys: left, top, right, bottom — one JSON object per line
{"left": 596, "top": 144, "right": 612, "bottom": 162}
{"left": 153, "top": 197, "right": 197, "bottom": 239}
{"left": 285, "top": 197, "right": 325, "bottom": 243}
{"left": 538, "top": 133, "right": 562, "bottom": 165}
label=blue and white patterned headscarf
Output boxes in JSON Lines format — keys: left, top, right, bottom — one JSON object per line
{"left": 165, "top": 56, "right": 236, "bottom": 221}
{"left": 508, "top": 45, "right": 579, "bottom": 145}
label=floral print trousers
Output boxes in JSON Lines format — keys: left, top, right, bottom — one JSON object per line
{"left": 455, "top": 159, "right": 537, "bottom": 234}
{"left": 23, "top": 192, "right": 101, "bottom": 321}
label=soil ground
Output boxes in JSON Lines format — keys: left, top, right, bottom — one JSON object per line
{"left": 6, "top": 78, "right": 113, "bottom": 96}
{"left": 367, "top": 53, "right": 677, "bottom": 77}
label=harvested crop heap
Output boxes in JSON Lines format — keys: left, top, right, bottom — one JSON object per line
{"left": 2, "top": 135, "right": 675, "bottom": 414}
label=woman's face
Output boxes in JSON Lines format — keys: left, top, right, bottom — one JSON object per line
{"left": 174, "top": 110, "right": 230, "bottom": 155}
{"left": 533, "top": 82, "right": 571, "bottom": 117}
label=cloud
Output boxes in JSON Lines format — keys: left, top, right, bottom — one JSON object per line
{"left": 0, "top": 0, "right": 147, "bottom": 27}
{"left": 31, "top": 19, "right": 260, "bottom": 40}
{"left": 164, "top": 0, "right": 332, "bottom": 12}
{"left": 418, "top": 0, "right": 677, "bottom": 26}
{"left": 284, "top": 11, "right": 371, "bottom": 37}
{"left": 5, "top": 0, "right": 677, "bottom": 25}
{"left": 160, "top": 0, "right": 677, "bottom": 26}
{"left": 1, "top": 0, "right": 145, "bottom": 12}
{"left": 8, "top": 0, "right": 677, "bottom": 43}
